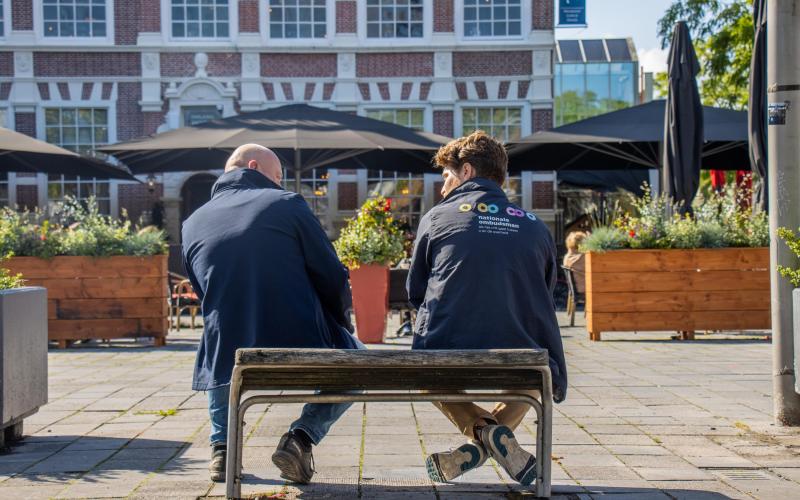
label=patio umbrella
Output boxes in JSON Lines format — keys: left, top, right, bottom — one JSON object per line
{"left": 506, "top": 100, "right": 747, "bottom": 172}
{"left": 748, "top": 0, "right": 768, "bottom": 209}
{"left": 100, "top": 104, "right": 450, "bottom": 191}
{"left": 0, "top": 127, "right": 135, "bottom": 179}
{"left": 662, "top": 21, "right": 703, "bottom": 213}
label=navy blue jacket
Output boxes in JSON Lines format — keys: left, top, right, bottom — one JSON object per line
{"left": 407, "top": 178, "right": 567, "bottom": 402}
{"left": 182, "top": 168, "right": 357, "bottom": 391}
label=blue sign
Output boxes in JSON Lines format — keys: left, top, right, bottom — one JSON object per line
{"left": 558, "top": 0, "right": 587, "bottom": 27}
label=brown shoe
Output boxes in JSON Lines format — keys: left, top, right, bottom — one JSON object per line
{"left": 271, "top": 431, "right": 315, "bottom": 484}
{"left": 209, "top": 443, "right": 226, "bottom": 482}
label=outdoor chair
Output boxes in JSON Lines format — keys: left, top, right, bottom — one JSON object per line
{"left": 388, "top": 268, "right": 414, "bottom": 336}
{"left": 167, "top": 271, "right": 200, "bottom": 331}
{"left": 562, "top": 266, "right": 585, "bottom": 327}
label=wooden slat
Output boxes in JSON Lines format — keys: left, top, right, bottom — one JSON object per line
{"left": 587, "top": 270, "right": 769, "bottom": 293}
{"left": 24, "top": 277, "right": 167, "bottom": 299}
{"left": 590, "top": 290, "right": 770, "bottom": 313}
{"left": 236, "top": 348, "right": 549, "bottom": 367}
{"left": 588, "top": 310, "right": 771, "bottom": 333}
{"left": 7, "top": 255, "right": 167, "bottom": 279}
{"left": 51, "top": 298, "right": 168, "bottom": 320}
{"left": 48, "top": 317, "right": 167, "bottom": 340}
{"left": 587, "top": 248, "right": 768, "bottom": 273}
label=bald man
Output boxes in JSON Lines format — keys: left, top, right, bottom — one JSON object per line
{"left": 182, "top": 144, "right": 362, "bottom": 484}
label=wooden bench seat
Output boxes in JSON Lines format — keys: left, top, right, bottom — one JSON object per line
{"left": 226, "top": 348, "right": 554, "bottom": 499}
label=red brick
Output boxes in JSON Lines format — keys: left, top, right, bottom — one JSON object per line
{"left": 377, "top": 82, "right": 390, "bottom": 101}
{"left": 14, "top": 113, "right": 36, "bottom": 137}
{"left": 498, "top": 81, "right": 511, "bottom": 99}
{"left": 239, "top": 0, "right": 260, "bottom": 33}
{"left": 35, "top": 53, "right": 140, "bottom": 77}
{"left": 455, "top": 82, "right": 467, "bottom": 100}
{"left": 474, "top": 81, "right": 488, "bottom": 99}
{"left": 142, "top": 112, "right": 165, "bottom": 136}
{"left": 115, "top": 0, "right": 138, "bottom": 45}
{"left": 139, "top": 0, "right": 161, "bottom": 32}
{"left": 401, "top": 82, "right": 413, "bottom": 101}
{"left": 338, "top": 182, "right": 358, "bottom": 210}
{"left": 161, "top": 53, "right": 241, "bottom": 77}
{"left": 12, "top": 0, "right": 33, "bottom": 31}
{"left": 453, "top": 51, "right": 531, "bottom": 77}
{"left": 263, "top": 83, "right": 275, "bottom": 101}
{"left": 37, "top": 83, "right": 51, "bottom": 100}
{"left": 281, "top": 82, "right": 294, "bottom": 100}
{"left": 82, "top": 82, "right": 94, "bottom": 100}
{"left": 322, "top": 82, "right": 335, "bottom": 101}
{"left": 0, "top": 83, "right": 11, "bottom": 101}
{"left": 357, "top": 83, "right": 370, "bottom": 100}
{"left": 419, "top": 82, "right": 432, "bottom": 100}
{"left": 533, "top": 0, "right": 554, "bottom": 30}
{"left": 116, "top": 82, "right": 143, "bottom": 141}
{"left": 433, "top": 110, "right": 453, "bottom": 137}
{"left": 261, "top": 53, "right": 337, "bottom": 78}
{"left": 0, "top": 53, "right": 12, "bottom": 76}
{"left": 532, "top": 108, "right": 553, "bottom": 132}
{"left": 532, "top": 181, "right": 554, "bottom": 209}
{"left": 517, "top": 80, "right": 530, "bottom": 99}
{"left": 119, "top": 182, "right": 163, "bottom": 223}
{"left": 57, "top": 82, "right": 70, "bottom": 100}
{"left": 434, "top": 0, "right": 454, "bottom": 32}
{"left": 357, "top": 53, "right": 433, "bottom": 78}
{"left": 336, "top": 1, "right": 357, "bottom": 33}
{"left": 16, "top": 186, "right": 38, "bottom": 210}
{"left": 304, "top": 82, "right": 316, "bottom": 100}
{"left": 102, "top": 82, "right": 114, "bottom": 100}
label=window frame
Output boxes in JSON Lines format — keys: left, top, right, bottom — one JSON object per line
{"left": 364, "top": 0, "right": 425, "bottom": 40}
{"left": 161, "top": 0, "right": 237, "bottom": 44}
{"left": 362, "top": 106, "right": 428, "bottom": 132}
{"left": 455, "top": 0, "right": 531, "bottom": 43}
{"left": 357, "top": 0, "right": 432, "bottom": 46}
{"left": 264, "top": 0, "right": 331, "bottom": 43}
{"left": 35, "top": 0, "right": 114, "bottom": 45}
{"left": 0, "top": 0, "right": 9, "bottom": 39}
{"left": 455, "top": 102, "right": 530, "bottom": 142}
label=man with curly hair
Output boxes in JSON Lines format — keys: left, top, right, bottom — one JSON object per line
{"left": 407, "top": 131, "right": 567, "bottom": 486}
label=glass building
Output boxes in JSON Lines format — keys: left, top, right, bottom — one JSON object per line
{"left": 555, "top": 39, "right": 639, "bottom": 126}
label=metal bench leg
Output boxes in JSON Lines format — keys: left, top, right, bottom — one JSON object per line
{"left": 226, "top": 369, "right": 243, "bottom": 500}
{"left": 538, "top": 372, "right": 554, "bottom": 498}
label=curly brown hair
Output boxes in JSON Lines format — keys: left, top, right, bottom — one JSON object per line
{"left": 433, "top": 130, "right": 508, "bottom": 185}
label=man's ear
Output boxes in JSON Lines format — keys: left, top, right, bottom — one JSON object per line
{"left": 247, "top": 159, "right": 259, "bottom": 170}
{"left": 461, "top": 162, "right": 477, "bottom": 180}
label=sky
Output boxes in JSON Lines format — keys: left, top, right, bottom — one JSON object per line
{"left": 554, "top": 0, "right": 674, "bottom": 74}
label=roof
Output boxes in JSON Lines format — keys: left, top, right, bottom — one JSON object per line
{"left": 556, "top": 38, "right": 638, "bottom": 64}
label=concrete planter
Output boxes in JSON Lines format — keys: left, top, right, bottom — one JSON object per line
{"left": 0, "top": 287, "right": 47, "bottom": 447}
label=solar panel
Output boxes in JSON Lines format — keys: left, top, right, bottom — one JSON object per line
{"left": 606, "top": 39, "right": 633, "bottom": 61}
{"left": 558, "top": 40, "right": 582, "bottom": 62}
{"left": 581, "top": 40, "right": 607, "bottom": 62}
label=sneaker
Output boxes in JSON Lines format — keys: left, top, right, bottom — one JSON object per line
{"left": 271, "top": 431, "right": 315, "bottom": 484}
{"left": 479, "top": 425, "right": 537, "bottom": 486}
{"left": 209, "top": 443, "right": 226, "bottom": 482}
{"left": 426, "top": 439, "right": 488, "bottom": 482}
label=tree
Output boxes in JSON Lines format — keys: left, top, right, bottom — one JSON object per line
{"left": 658, "top": 0, "right": 753, "bottom": 110}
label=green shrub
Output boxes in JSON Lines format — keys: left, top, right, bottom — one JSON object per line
{"left": 777, "top": 227, "right": 800, "bottom": 287}
{"left": 0, "top": 197, "right": 167, "bottom": 258}
{"left": 0, "top": 255, "right": 24, "bottom": 291}
{"left": 334, "top": 196, "right": 406, "bottom": 269}
{"left": 579, "top": 226, "right": 627, "bottom": 253}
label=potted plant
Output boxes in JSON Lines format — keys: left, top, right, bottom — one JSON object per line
{"left": 0, "top": 262, "right": 47, "bottom": 448}
{"left": 0, "top": 197, "right": 169, "bottom": 347}
{"left": 581, "top": 183, "right": 770, "bottom": 340}
{"left": 334, "top": 196, "right": 405, "bottom": 344}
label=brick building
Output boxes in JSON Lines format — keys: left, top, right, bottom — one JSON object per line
{"left": 0, "top": 0, "right": 558, "bottom": 242}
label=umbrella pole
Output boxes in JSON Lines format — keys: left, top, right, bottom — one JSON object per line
{"left": 294, "top": 149, "right": 302, "bottom": 194}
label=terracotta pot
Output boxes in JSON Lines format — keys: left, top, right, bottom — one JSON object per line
{"left": 349, "top": 264, "right": 389, "bottom": 344}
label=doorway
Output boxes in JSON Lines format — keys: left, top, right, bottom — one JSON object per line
{"left": 180, "top": 173, "right": 218, "bottom": 224}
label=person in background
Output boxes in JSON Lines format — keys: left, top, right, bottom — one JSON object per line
{"left": 562, "top": 231, "right": 587, "bottom": 294}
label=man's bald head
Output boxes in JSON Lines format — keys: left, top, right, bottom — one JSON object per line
{"left": 225, "top": 144, "right": 282, "bottom": 185}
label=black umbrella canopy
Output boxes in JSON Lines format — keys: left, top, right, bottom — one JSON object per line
{"left": 100, "top": 104, "right": 450, "bottom": 175}
{"left": 0, "top": 127, "right": 135, "bottom": 179}
{"left": 748, "top": 0, "right": 768, "bottom": 209}
{"left": 507, "top": 100, "right": 746, "bottom": 172}
{"left": 662, "top": 21, "right": 703, "bottom": 212}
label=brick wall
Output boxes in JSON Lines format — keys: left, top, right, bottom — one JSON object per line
{"left": 0, "top": 53, "right": 12, "bottom": 76}
{"left": 119, "top": 183, "right": 163, "bottom": 224}
{"left": 533, "top": 0, "right": 554, "bottom": 30}
{"left": 261, "top": 53, "right": 337, "bottom": 77}
{"left": 14, "top": 113, "right": 36, "bottom": 137}
{"left": 239, "top": 0, "right": 260, "bottom": 32}
{"left": 532, "top": 108, "right": 553, "bottom": 132}
{"left": 338, "top": 182, "right": 358, "bottom": 210}
{"left": 16, "top": 186, "right": 38, "bottom": 210}
{"left": 434, "top": 0, "right": 454, "bottom": 32}
{"left": 116, "top": 82, "right": 143, "bottom": 142}
{"left": 532, "top": 181, "right": 554, "bottom": 210}
{"left": 12, "top": 0, "right": 33, "bottom": 30}
{"left": 140, "top": 0, "right": 161, "bottom": 32}
{"left": 0, "top": 83, "right": 11, "bottom": 100}
{"left": 115, "top": 0, "right": 138, "bottom": 45}
{"left": 143, "top": 112, "right": 165, "bottom": 136}
{"left": 336, "top": 1, "right": 357, "bottom": 33}
{"left": 160, "top": 53, "right": 241, "bottom": 77}
{"left": 356, "top": 53, "right": 434, "bottom": 78}
{"left": 433, "top": 110, "right": 454, "bottom": 137}
{"left": 453, "top": 51, "right": 531, "bottom": 77}
{"left": 34, "top": 53, "right": 140, "bottom": 77}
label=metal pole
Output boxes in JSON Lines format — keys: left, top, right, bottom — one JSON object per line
{"left": 767, "top": 0, "right": 800, "bottom": 426}
{"left": 294, "top": 148, "right": 302, "bottom": 194}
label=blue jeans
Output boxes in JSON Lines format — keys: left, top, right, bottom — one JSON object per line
{"left": 208, "top": 338, "right": 366, "bottom": 446}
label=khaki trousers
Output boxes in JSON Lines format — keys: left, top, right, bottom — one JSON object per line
{"left": 431, "top": 390, "right": 541, "bottom": 439}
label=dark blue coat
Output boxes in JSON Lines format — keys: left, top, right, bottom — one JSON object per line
{"left": 182, "top": 168, "right": 357, "bottom": 391}
{"left": 407, "top": 178, "right": 567, "bottom": 402}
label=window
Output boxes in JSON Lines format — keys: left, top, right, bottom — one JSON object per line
{"left": 366, "top": 0, "right": 423, "bottom": 38}
{"left": 269, "top": 0, "right": 326, "bottom": 39}
{"left": 281, "top": 169, "right": 329, "bottom": 229}
{"left": 0, "top": 0, "right": 5, "bottom": 37}
{"left": 366, "top": 109, "right": 425, "bottom": 131}
{"left": 171, "top": 0, "right": 229, "bottom": 38}
{"left": 0, "top": 173, "right": 8, "bottom": 208}
{"left": 43, "top": 0, "right": 107, "bottom": 37}
{"left": 182, "top": 106, "right": 221, "bottom": 126}
{"left": 464, "top": 0, "right": 521, "bottom": 38}
{"left": 44, "top": 108, "right": 110, "bottom": 213}
{"left": 367, "top": 171, "right": 424, "bottom": 230}
{"left": 461, "top": 107, "right": 522, "bottom": 141}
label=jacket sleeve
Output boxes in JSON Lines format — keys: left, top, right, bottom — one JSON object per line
{"left": 544, "top": 230, "right": 558, "bottom": 299}
{"left": 291, "top": 196, "right": 354, "bottom": 333}
{"left": 406, "top": 213, "right": 433, "bottom": 310}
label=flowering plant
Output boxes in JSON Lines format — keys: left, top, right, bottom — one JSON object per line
{"left": 777, "top": 227, "right": 800, "bottom": 287}
{"left": 334, "top": 196, "right": 406, "bottom": 269}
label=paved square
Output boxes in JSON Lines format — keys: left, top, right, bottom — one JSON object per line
{"left": 1, "top": 314, "right": 798, "bottom": 499}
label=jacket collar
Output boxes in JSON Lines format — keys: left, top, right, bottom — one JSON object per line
{"left": 211, "top": 168, "right": 282, "bottom": 197}
{"left": 444, "top": 177, "right": 507, "bottom": 201}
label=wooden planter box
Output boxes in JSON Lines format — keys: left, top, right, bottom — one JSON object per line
{"left": 586, "top": 248, "right": 770, "bottom": 341}
{"left": 4, "top": 256, "right": 168, "bottom": 348}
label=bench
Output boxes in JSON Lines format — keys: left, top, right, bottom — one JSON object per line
{"left": 226, "top": 348, "right": 553, "bottom": 499}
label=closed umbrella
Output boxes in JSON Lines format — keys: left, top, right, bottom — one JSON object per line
{"left": 662, "top": 21, "right": 704, "bottom": 213}
{"left": 748, "top": 0, "right": 768, "bottom": 209}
